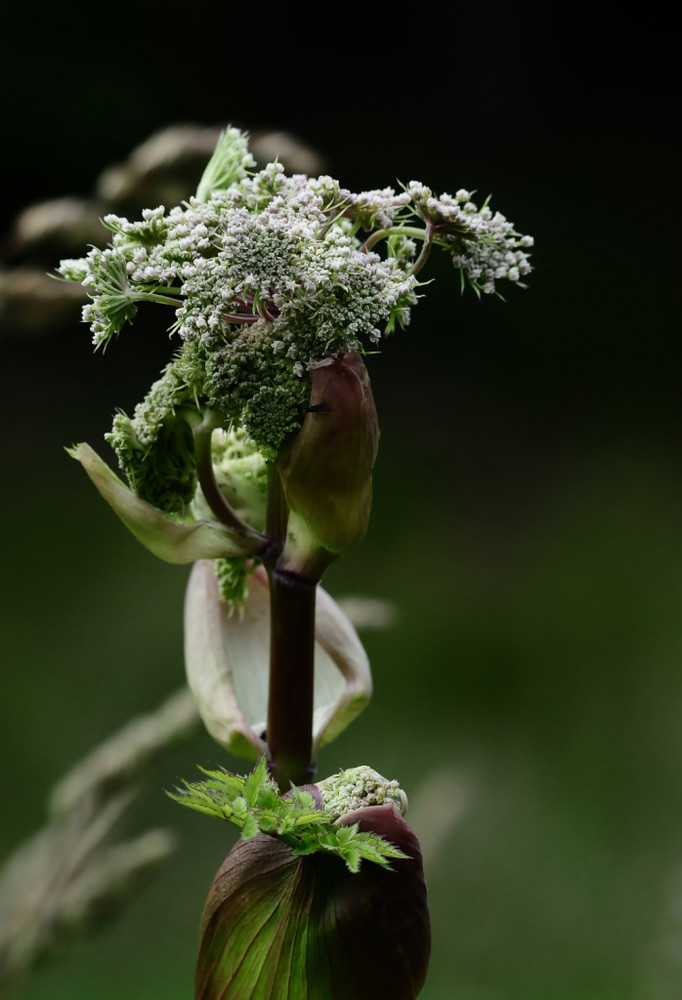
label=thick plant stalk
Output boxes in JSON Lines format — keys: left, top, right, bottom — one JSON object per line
{"left": 265, "top": 354, "right": 380, "bottom": 790}
{"left": 263, "top": 460, "right": 318, "bottom": 790}
{"left": 266, "top": 569, "right": 317, "bottom": 790}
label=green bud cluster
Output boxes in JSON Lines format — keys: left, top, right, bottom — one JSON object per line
{"left": 212, "top": 557, "right": 255, "bottom": 611}
{"left": 190, "top": 425, "right": 267, "bottom": 525}
{"left": 104, "top": 339, "right": 207, "bottom": 515}
{"left": 202, "top": 327, "right": 310, "bottom": 460}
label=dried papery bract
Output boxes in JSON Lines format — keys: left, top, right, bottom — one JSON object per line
{"left": 196, "top": 805, "right": 430, "bottom": 1000}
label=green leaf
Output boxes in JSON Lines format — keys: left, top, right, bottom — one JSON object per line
{"left": 242, "top": 756, "right": 269, "bottom": 806}
{"left": 241, "top": 814, "right": 260, "bottom": 840}
{"left": 341, "top": 848, "right": 361, "bottom": 873}
{"left": 168, "top": 759, "right": 408, "bottom": 872}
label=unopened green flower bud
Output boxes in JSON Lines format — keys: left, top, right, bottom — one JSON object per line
{"left": 195, "top": 803, "right": 429, "bottom": 999}
{"left": 276, "top": 352, "right": 379, "bottom": 573}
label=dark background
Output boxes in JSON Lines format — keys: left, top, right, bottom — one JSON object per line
{"left": 2, "top": 5, "right": 681, "bottom": 999}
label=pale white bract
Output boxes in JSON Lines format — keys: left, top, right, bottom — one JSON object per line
{"left": 184, "top": 561, "right": 372, "bottom": 760}
{"left": 69, "top": 443, "right": 257, "bottom": 562}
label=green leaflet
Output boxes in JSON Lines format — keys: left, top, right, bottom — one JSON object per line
{"left": 167, "top": 758, "right": 408, "bottom": 873}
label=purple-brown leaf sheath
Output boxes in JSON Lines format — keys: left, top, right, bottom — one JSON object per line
{"left": 276, "top": 352, "right": 379, "bottom": 555}
{"left": 195, "top": 805, "right": 430, "bottom": 1000}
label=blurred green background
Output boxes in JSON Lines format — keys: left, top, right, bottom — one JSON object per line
{"left": 2, "top": 5, "right": 681, "bottom": 999}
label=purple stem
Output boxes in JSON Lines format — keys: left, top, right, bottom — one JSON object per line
{"left": 266, "top": 567, "right": 317, "bottom": 792}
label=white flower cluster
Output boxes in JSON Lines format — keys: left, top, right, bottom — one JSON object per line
{"left": 319, "top": 765, "right": 409, "bottom": 820}
{"left": 57, "top": 126, "right": 533, "bottom": 368}
{"left": 340, "top": 185, "right": 412, "bottom": 230}
{"left": 58, "top": 160, "right": 423, "bottom": 357}
{"left": 407, "top": 181, "right": 534, "bottom": 294}
{"left": 56, "top": 129, "right": 535, "bottom": 538}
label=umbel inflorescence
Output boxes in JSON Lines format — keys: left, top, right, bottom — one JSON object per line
{"left": 57, "top": 126, "right": 534, "bottom": 1000}
{"left": 58, "top": 126, "right": 533, "bottom": 510}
